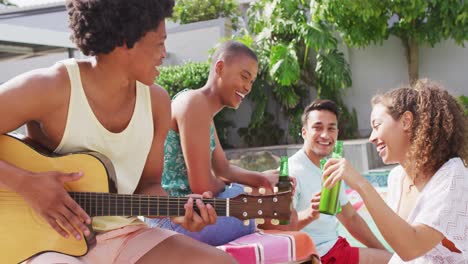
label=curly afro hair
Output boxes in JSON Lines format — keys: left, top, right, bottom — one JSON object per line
{"left": 66, "top": 0, "right": 174, "bottom": 56}
{"left": 372, "top": 79, "right": 467, "bottom": 178}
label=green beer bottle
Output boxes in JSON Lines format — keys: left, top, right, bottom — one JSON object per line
{"left": 277, "top": 156, "right": 291, "bottom": 224}
{"left": 318, "top": 141, "right": 343, "bottom": 215}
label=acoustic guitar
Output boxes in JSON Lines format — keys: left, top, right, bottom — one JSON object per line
{"left": 0, "top": 134, "right": 292, "bottom": 263}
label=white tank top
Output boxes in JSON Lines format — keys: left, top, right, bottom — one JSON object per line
{"left": 54, "top": 59, "right": 154, "bottom": 231}
{"left": 55, "top": 58, "right": 154, "bottom": 194}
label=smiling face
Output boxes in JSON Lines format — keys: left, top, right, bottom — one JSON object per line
{"left": 127, "top": 20, "right": 167, "bottom": 85}
{"left": 215, "top": 54, "right": 258, "bottom": 109}
{"left": 369, "top": 103, "right": 411, "bottom": 165}
{"left": 302, "top": 110, "right": 338, "bottom": 164}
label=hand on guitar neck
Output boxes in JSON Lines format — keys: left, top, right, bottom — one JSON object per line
{"left": 169, "top": 191, "right": 218, "bottom": 232}
{"left": 0, "top": 134, "right": 293, "bottom": 263}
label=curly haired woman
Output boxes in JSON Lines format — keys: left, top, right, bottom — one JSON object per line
{"left": 322, "top": 79, "right": 467, "bottom": 263}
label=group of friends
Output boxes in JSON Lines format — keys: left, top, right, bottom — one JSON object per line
{"left": 0, "top": 0, "right": 466, "bottom": 263}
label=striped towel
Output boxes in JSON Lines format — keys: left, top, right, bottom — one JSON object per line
{"left": 217, "top": 230, "right": 318, "bottom": 264}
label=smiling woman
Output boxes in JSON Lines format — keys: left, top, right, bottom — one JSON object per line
{"left": 323, "top": 79, "right": 468, "bottom": 263}
{"left": 145, "top": 40, "right": 288, "bottom": 246}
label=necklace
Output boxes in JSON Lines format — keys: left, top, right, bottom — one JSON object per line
{"left": 404, "top": 176, "right": 416, "bottom": 194}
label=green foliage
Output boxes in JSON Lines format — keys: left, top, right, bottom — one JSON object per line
{"left": 458, "top": 95, "right": 468, "bottom": 116}
{"left": 0, "top": 0, "right": 14, "bottom": 5}
{"left": 269, "top": 43, "right": 300, "bottom": 86}
{"left": 237, "top": 0, "right": 356, "bottom": 144}
{"left": 313, "top": 0, "right": 468, "bottom": 81}
{"left": 238, "top": 112, "right": 284, "bottom": 147}
{"left": 156, "top": 62, "right": 209, "bottom": 97}
{"left": 171, "top": 0, "right": 240, "bottom": 29}
{"left": 155, "top": 62, "right": 234, "bottom": 148}
{"left": 313, "top": 0, "right": 468, "bottom": 47}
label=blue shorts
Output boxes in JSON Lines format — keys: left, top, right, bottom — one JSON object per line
{"left": 145, "top": 183, "right": 256, "bottom": 246}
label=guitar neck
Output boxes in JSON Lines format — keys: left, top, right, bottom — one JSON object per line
{"left": 70, "top": 192, "right": 228, "bottom": 217}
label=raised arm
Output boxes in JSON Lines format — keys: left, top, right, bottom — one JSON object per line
{"left": 323, "top": 158, "right": 444, "bottom": 261}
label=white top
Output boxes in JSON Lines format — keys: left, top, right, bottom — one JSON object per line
{"left": 289, "top": 149, "right": 349, "bottom": 256}
{"left": 54, "top": 59, "right": 154, "bottom": 231}
{"left": 386, "top": 158, "right": 468, "bottom": 264}
{"left": 55, "top": 59, "right": 154, "bottom": 194}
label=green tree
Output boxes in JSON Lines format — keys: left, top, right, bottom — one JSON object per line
{"left": 313, "top": 0, "right": 468, "bottom": 83}
{"left": 171, "top": 0, "right": 240, "bottom": 29}
{"left": 458, "top": 95, "right": 468, "bottom": 116}
{"left": 242, "top": 0, "right": 356, "bottom": 142}
{"left": 0, "top": 0, "right": 14, "bottom": 6}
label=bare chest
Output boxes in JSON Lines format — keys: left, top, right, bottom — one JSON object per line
{"left": 87, "top": 97, "right": 136, "bottom": 133}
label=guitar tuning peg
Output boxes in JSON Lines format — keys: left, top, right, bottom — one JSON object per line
{"left": 273, "top": 186, "right": 278, "bottom": 193}
{"left": 258, "top": 187, "right": 266, "bottom": 195}
{"left": 255, "top": 218, "right": 265, "bottom": 225}
{"left": 270, "top": 219, "right": 280, "bottom": 225}
{"left": 243, "top": 220, "right": 250, "bottom": 226}
{"left": 244, "top": 186, "right": 253, "bottom": 194}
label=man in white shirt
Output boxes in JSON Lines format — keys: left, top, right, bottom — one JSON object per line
{"left": 287, "top": 99, "right": 391, "bottom": 264}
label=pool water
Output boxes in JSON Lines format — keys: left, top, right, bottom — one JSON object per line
{"left": 338, "top": 170, "right": 394, "bottom": 251}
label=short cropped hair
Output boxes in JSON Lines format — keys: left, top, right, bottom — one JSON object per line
{"left": 301, "top": 99, "right": 339, "bottom": 126}
{"left": 210, "top": 40, "right": 258, "bottom": 68}
{"left": 66, "top": 0, "right": 174, "bottom": 56}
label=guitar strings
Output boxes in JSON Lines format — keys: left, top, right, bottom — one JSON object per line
{"left": 0, "top": 192, "right": 288, "bottom": 217}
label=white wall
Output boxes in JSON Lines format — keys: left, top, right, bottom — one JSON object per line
{"left": 0, "top": 8, "right": 73, "bottom": 84}
{"left": 0, "top": 52, "right": 70, "bottom": 83}
{"left": 344, "top": 36, "right": 468, "bottom": 136}
{"left": 165, "top": 18, "right": 232, "bottom": 65}
{"left": 0, "top": 10, "right": 68, "bottom": 31}
{"left": 419, "top": 40, "right": 468, "bottom": 96}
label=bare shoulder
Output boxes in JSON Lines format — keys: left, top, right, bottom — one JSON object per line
{"left": 148, "top": 84, "right": 171, "bottom": 129}
{"left": 171, "top": 89, "right": 210, "bottom": 120}
{"left": 0, "top": 62, "right": 70, "bottom": 124}
{"left": 148, "top": 83, "right": 171, "bottom": 113}
{"left": 1, "top": 62, "right": 68, "bottom": 94}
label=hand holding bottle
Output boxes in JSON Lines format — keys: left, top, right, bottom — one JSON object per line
{"left": 322, "top": 158, "right": 367, "bottom": 191}
{"left": 318, "top": 141, "right": 343, "bottom": 215}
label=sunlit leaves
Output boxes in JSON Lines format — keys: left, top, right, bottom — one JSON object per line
{"left": 242, "top": 0, "right": 354, "bottom": 141}
{"left": 269, "top": 43, "right": 301, "bottom": 86}
{"left": 313, "top": 0, "right": 468, "bottom": 47}
{"left": 172, "top": 0, "right": 241, "bottom": 29}
{"left": 301, "top": 22, "right": 337, "bottom": 51}
{"left": 315, "top": 50, "right": 352, "bottom": 95}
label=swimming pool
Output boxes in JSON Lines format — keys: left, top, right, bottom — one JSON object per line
{"left": 338, "top": 170, "right": 394, "bottom": 251}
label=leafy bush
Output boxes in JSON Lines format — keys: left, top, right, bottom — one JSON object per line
{"left": 156, "top": 62, "right": 209, "bottom": 97}
{"left": 242, "top": 0, "right": 358, "bottom": 143}
{"left": 458, "top": 95, "right": 468, "bottom": 116}
{"left": 238, "top": 112, "right": 284, "bottom": 147}
{"left": 155, "top": 62, "right": 234, "bottom": 148}
{"left": 171, "top": 0, "right": 240, "bottom": 29}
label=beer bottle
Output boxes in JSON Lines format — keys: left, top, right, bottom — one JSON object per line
{"left": 277, "top": 156, "right": 291, "bottom": 224}
{"left": 277, "top": 156, "right": 290, "bottom": 192}
{"left": 319, "top": 141, "right": 343, "bottom": 215}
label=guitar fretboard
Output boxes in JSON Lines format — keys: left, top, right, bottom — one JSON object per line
{"left": 70, "top": 192, "right": 228, "bottom": 217}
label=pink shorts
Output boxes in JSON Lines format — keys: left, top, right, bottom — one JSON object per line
{"left": 26, "top": 224, "right": 176, "bottom": 264}
{"left": 321, "top": 237, "right": 359, "bottom": 264}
